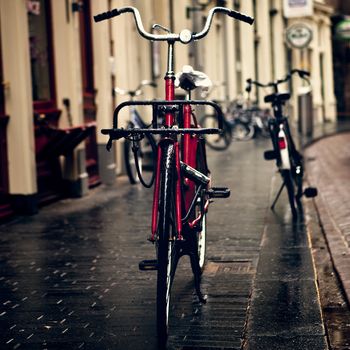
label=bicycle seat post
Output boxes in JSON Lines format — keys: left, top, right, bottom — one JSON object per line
{"left": 164, "top": 41, "right": 176, "bottom": 127}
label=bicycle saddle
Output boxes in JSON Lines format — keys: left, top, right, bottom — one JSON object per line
{"left": 264, "top": 92, "right": 291, "bottom": 104}
{"left": 175, "top": 65, "right": 212, "bottom": 92}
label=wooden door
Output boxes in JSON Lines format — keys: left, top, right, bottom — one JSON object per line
{"left": 79, "top": 0, "right": 100, "bottom": 187}
{"left": 0, "top": 34, "right": 12, "bottom": 219}
{"left": 29, "top": 0, "right": 64, "bottom": 204}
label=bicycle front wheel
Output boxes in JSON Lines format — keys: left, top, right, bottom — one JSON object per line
{"left": 124, "top": 122, "right": 156, "bottom": 185}
{"left": 156, "top": 142, "right": 177, "bottom": 345}
{"left": 200, "top": 115, "right": 232, "bottom": 150}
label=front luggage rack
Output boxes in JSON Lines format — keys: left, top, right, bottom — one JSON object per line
{"left": 102, "top": 99, "right": 226, "bottom": 150}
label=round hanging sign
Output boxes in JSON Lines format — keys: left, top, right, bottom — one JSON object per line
{"left": 336, "top": 19, "right": 350, "bottom": 40}
{"left": 285, "top": 23, "right": 313, "bottom": 49}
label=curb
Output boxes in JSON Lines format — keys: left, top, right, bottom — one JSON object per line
{"left": 303, "top": 131, "right": 350, "bottom": 306}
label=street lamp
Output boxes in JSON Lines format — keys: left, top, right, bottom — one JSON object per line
{"left": 186, "top": 0, "right": 228, "bottom": 19}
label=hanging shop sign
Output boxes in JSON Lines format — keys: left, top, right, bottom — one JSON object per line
{"left": 283, "top": 0, "right": 313, "bottom": 18}
{"left": 335, "top": 19, "right": 350, "bottom": 40}
{"left": 285, "top": 23, "right": 313, "bottom": 49}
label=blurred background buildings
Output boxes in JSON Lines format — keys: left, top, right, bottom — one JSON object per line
{"left": 0, "top": 0, "right": 348, "bottom": 219}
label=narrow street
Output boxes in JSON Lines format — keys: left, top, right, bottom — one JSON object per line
{"left": 0, "top": 139, "right": 326, "bottom": 349}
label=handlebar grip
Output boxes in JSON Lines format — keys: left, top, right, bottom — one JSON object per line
{"left": 94, "top": 8, "right": 121, "bottom": 22}
{"left": 299, "top": 70, "right": 310, "bottom": 77}
{"left": 228, "top": 10, "right": 254, "bottom": 25}
{"left": 292, "top": 69, "right": 310, "bottom": 78}
{"left": 245, "top": 78, "right": 252, "bottom": 92}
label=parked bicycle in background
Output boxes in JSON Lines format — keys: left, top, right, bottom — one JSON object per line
{"left": 199, "top": 84, "right": 253, "bottom": 150}
{"left": 246, "top": 69, "right": 317, "bottom": 218}
{"left": 113, "top": 80, "right": 157, "bottom": 186}
{"left": 227, "top": 94, "right": 271, "bottom": 140}
{"left": 95, "top": 5, "right": 253, "bottom": 346}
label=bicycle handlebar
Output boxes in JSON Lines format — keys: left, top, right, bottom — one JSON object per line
{"left": 94, "top": 6, "right": 254, "bottom": 44}
{"left": 246, "top": 69, "right": 310, "bottom": 91}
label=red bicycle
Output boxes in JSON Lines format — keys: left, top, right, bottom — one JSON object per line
{"left": 94, "top": 6, "right": 253, "bottom": 345}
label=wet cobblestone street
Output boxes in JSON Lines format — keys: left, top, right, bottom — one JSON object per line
{"left": 0, "top": 139, "right": 326, "bottom": 349}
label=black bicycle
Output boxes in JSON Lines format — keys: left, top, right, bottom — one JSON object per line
{"left": 246, "top": 70, "right": 317, "bottom": 218}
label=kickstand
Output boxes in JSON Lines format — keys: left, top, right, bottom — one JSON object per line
{"left": 271, "top": 180, "right": 285, "bottom": 211}
{"left": 189, "top": 251, "right": 207, "bottom": 304}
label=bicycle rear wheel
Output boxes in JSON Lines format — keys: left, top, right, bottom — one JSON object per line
{"left": 197, "top": 212, "right": 206, "bottom": 270}
{"left": 282, "top": 170, "right": 298, "bottom": 218}
{"left": 291, "top": 153, "right": 304, "bottom": 209}
{"left": 200, "top": 115, "right": 232, "bottom": 150}
{"left": 156, "top": 142, "right": 178, "bottom": 345}
{"left": 195, "top": 142, "right": 208, "bottom": 271}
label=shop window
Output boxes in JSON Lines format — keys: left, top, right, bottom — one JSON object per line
{"left": 79, "top": 0, "right": 94, "bottom": 95}
{"left": 28, "top": 0, "right": 56, "bottom": 110}
{"left": 0, "top": 36, "right": 4, "bottom": 116}
{"left": 0, "top": 34, "right": 10, "bottom": 212}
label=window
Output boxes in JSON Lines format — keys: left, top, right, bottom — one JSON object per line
{"left": 0, "top": 35, "right": 4, "bottom": 115}
{"left": 234, "top": 1, "right": 242, "bottom": 94}
{"left": 79, "top": 0, "right": 94, "bottom": 95}
{"left": 28, "top": 0, "right": 56, "bottom": 110}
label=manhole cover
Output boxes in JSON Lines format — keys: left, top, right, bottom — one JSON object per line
{"left": 205, "top": 260, "right": 255, "bottom": 276}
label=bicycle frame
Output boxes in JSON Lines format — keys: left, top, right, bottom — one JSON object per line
{"left": 268, "top": 102, "right": 300, "bottom": 172}
{"left": 106, "top": 97, "right": 224, "bottom": 241}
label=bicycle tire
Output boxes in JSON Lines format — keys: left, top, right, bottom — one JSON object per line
{"left": 292, "top": 157, "right": 304, "bottom": 209}
{"left": 197, "top": 212, "right": 206, "bottom": 270}
{"left": 124, "top": 137, "right": 142, "bottom": 184}
{"left": 156, "top": 142, "right": 177, "bottom": 345}
{"left": 200, "top": 115, "right": 232, "bottom": 150}
{"left": 195, "top": 141, "right": 208, "bottom": 271}
{"left": 282, "top": 170, "right": 298, "bottom": 218}
{"left": 124, "top": 122, "right": 155, "bottom": 185}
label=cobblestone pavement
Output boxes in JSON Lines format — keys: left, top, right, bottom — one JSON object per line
{"left": 0, "top": 139, "right": 326, "bottom": 349}
{"left": 305, "top": 132, "right": 350, "bottom": 305}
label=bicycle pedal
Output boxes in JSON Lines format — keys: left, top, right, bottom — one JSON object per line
{"left": 180, "top": 162, "right": 210, "bottom": 185}
{"left": 264, "top": 150, "right": 277, "bottom": 160}
{"left": 304, "top": 187, "right": 318, "bottom": 198}
{"left": 206, "top": 187, "right": 230, "bottom": 199}
{"left": 139, "top": 259, "right": 158, "bottom": 271}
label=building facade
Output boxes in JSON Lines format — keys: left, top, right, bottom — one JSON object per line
{"left": 326, "top": 0, "right": 350, "bottom": 118}
{"left": 0, "top": 0, "right": 337, "bottom": 219}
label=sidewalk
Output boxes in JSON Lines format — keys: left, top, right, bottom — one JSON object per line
{"left": 305, "top": 131, "right": 350, "bottom": 304}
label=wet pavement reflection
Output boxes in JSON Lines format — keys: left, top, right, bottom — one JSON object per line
{"left": 0, "top": 139, "right": 326, "bottom": 349}
{"left": 244, "top": 179, "right": 327, "bottom": 349}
